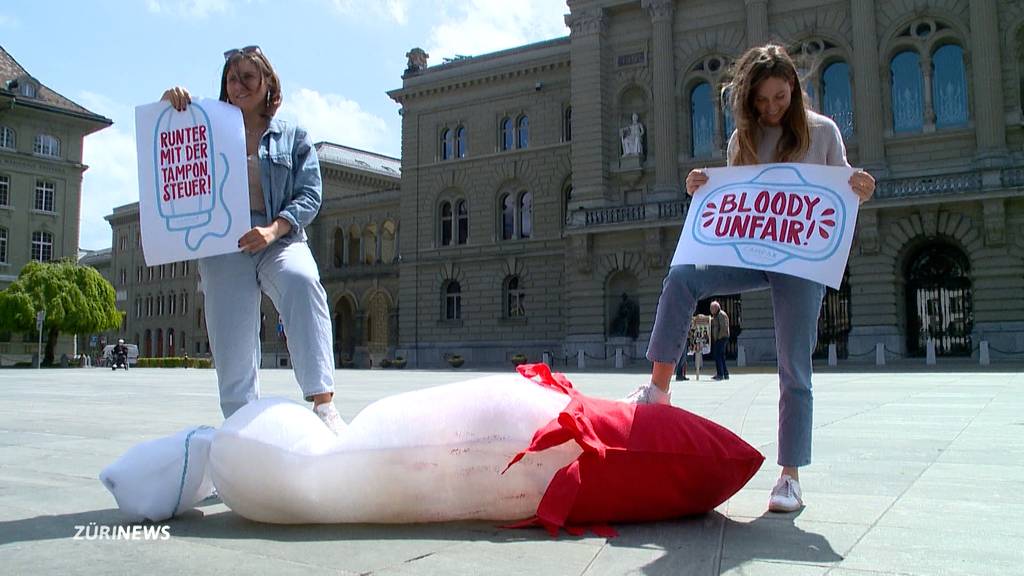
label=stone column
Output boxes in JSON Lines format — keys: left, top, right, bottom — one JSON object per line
{"left": 745, "top": 0, "right": 768, "bottom": 48}
{"left": 969, "top": 0, "right": 1007, "bottom": 159}
{"left": 643, "top": 0, "right": 680, "bottom": 200}
{"left": 850, "top": 0, "right": 886, "bottom": 170}
{"left": 566, "top": 7, "right": 610, "bottom": 205}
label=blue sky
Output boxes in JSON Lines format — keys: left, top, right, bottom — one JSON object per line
{"left": 0, "top": 0, "right": 569, "bottom": 250}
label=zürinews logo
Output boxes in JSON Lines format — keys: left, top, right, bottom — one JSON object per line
{"left": 73, "top": 523, "right": 171, "bottom": 541}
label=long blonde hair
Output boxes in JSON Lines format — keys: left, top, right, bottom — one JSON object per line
{"left": 726, "top": 44, "right": 810, "bottom": 165}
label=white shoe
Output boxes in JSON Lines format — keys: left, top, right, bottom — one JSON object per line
{"left": 621, "top": 383, "right": 671, "bottom": 405}
{"left": 768, "top": 474, "right": 804, "bottom": 513}
{"left": 313, "top": 402, "right": 346, "bottom": 435}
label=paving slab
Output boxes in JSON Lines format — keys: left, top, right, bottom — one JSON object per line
{"left": 1, "top": 365, "right": 1022, "bottom": 575}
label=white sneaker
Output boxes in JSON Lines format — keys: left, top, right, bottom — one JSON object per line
{"left": 313, "top": 402, "right": 346, "bottom": 435}
{"left": 768, "top": 474, "right": 804, "bottom": 513}
{"left": 621, "top": 383, "right": 671, "bottom": 405}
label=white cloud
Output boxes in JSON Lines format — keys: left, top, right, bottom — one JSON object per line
{"left": 277, "top": 87, "right": 390, "bottom": 152}
{"left": 425, "top": 0, "right": 569, "bottom": 63}
{"left": 327, "top": 0, "right": 408, "bottom": 25}
{"left": 77, "top": 92, "right": 140, "bottom": 250}
{"left": 146, "top": 0, "right": 232, "bottom": 19}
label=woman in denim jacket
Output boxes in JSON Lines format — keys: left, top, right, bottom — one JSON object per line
{"left": 162, "top": 46, "right": 343, "bottom": 433}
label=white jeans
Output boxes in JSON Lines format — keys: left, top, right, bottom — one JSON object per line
{"left": 198, "top": 220, "right": 335, "bottom": 418}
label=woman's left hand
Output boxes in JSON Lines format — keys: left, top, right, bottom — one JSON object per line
{"left": 238, "top": 218, "right": 292, "bottom": 253}
{"left": 849, "top": 170, "right": 876, "bottom": 204}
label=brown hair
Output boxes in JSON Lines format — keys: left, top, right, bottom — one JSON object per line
{"left": 725, "top": 44, "right": 810, "bottom": 165}
{"left": 219, "top": 50, "right": 282, "bottom": 119}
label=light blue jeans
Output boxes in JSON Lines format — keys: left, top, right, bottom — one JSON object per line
{"left": 646, "top": 265, "right": 825, "bottom": 467}
{"left": 198, "top": 212, "right": 335, "bottom": 418}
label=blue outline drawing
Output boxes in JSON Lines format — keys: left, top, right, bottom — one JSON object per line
{"left": 690, "top": 165, "right": 847, "bottom": 268}
{"left": 152, "top": 102, "right": 233, "bottom": 252}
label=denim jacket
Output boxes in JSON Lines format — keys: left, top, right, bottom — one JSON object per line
{"left": 257, "top": 118, "right": 322, "bottom": 243}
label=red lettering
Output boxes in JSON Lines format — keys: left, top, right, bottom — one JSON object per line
{"left": 720, "top": 194, "right": 738, "bottom": 214}
{"left": 787, "top": 220, "right": 804, "bottom": 244}
{"left": 787, "top": 193, "right": 803, "bottom": 217}
{"left": 715, "top": 216, "right": 731, "bottom": 236}
{"left": 728, "top": 215, "right": 750, "bottom": 237}
{"left": 737, "top": 192, "right": 752, "bottom": 213}
{"left": 770, "top": 192, "right": 787, "bottom": 215}
{"left": 803, "top": 195, "right": 821, "bottom": 220}
{"left": 761, "top": 217, "right": 778, "bottom": 242}
{"left": 749, "top": 215, "right": 765, "bottom": 238}
{"left": 754, "top": 191, "right": 770, "bottom": 213}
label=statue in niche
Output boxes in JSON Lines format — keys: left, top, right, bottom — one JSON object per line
{"left": 405, "top": 48, "right": 429, "bottom": 74}
{"left": 620, "top": 113, "right": 645, "bottom": 157}
{"left": 609, "top": 292, "right": 640, "bottom": 339}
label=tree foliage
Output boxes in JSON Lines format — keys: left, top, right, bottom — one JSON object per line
{"left": 0, "top": 259, "right": 122, "bottom": 364}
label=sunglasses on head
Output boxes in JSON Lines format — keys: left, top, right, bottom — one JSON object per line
{"left": 223, "top": 45, "right": 262, "bottom": 60}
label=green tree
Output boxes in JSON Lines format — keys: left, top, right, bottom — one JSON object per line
{"left": 0, "top": 259, "right": 122, "bottom": 366}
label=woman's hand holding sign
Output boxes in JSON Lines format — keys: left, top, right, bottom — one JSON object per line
{"left": 161, "top": 86, "right": 192, "bottom": 112}
{"left": 688, "top": 167, "right": 875, "bottom": 204}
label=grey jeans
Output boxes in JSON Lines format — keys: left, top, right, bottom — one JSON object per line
{"left": 646, "top": 265, "right": 825, "bottom": 467}
{"left": 198, "top": 213, "right": 335, "bottom": 418}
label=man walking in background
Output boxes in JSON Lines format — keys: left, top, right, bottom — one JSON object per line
{"left": 710, "top": 301, "right": 730, "bottom": 381}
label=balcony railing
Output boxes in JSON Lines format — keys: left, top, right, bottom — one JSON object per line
{"left": 875, "top": 172, "right": 982, "bottom": 200}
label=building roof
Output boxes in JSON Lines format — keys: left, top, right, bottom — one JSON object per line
{"left": 0, "top": 45, "right": 111, "bottom": 124}
{"left": 78, "top": 247, "right": 112, "bottom": 267}
{"left": 315, "top": 142, "right": 401, "bottom": 179}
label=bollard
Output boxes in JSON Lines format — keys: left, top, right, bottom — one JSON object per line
{"left": 615, "top": 347, "right": 623, "bottom": 369}
{"left": 542, "top": 351, "right": 551, "bottom": 366}
{"left": 980, "top": 341, "right": 990, "bottom": 366}
{"left": 736, "top": 345, "right": 747, "bottom": 367}
{"left": 828, "top": 342, "right": 838, "bottom": 366}
{"left": 577, "top": 349, "right": 585, "bottom": 370}
{"left": 875, "top": 342, "right": 885, "bottom": 366}
{"left": 926, "top": 339, "right": 936, "bottom": 365}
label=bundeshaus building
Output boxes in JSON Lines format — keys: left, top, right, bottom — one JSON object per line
{"left": 107, "top": 0, "right": 1024, "bottom": 369}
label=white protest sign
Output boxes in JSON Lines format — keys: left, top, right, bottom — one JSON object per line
{"left": 671, "top": 163, "right": 858, "bottom": 289}
{"left": 135, "top": 98, "right": 250, "bottom": 266}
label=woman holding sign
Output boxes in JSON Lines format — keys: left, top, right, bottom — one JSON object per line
{"left": 625, "top": 44, "right": 875, "bottom": 512}
{"left": 161, "top": 46, "right": 343, "bottom": 433}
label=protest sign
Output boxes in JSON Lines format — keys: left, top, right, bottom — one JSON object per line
{"left": 135, "top": 98, "right": 249, "bottom": 266}
{"left": 671, "top": 163, "right": 858, "bottom": 289}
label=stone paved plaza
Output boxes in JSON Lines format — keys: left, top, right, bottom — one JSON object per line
{"left": 1, "top": 364, "right": 1022, "bottom": 575}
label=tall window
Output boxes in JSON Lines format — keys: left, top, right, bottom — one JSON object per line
{"left": 0, "top": 126, "right": 13, "bottom": 149}
{"left": 33, "top": 134, "right": 60, "bottom": 157}
{"left": 563, "top": 106, "right": 572, "bottom": 142}
{"left": 0, "top": 227, "right": 7, "bottom": 263}
{"left": 456, "top": 126, "right": 466, "bottom": 158}
{"left": 932, "top": 44, "right": 968, "bottom": 128}
{"left": 444, "top": 281, "right": 462, "bottom": 320}
{"left": 519, "top": 191, "right": 533, "bottom": 239}
{"left": 381, "top": 220, "right": 397, "bottom": 262}
{"left": 362, "top": 226, "right": 377, "bottom": 264}
{"left": 440, "top": 128, "right": 452, "bottom": 160}
{"left": 0, "top": 174, "right": 9, "bottom": 206}
{"left": 456, "top": 200, "right": 468, "bottom": 245}
{"left": 516, "top": 115, "right": 529, "bottom": 148}
{"left": 501, "top": 193, "right": 515, "bottom": 240}
{"left": 500, "top": 117, "right": 514, "bottom": 151}
{"left": 505, "top": 276, "right": 525, "bottom": 318}
{"left": 31, "top": 231, "right": 53, "bottom": 262}
{"left": 169, "top": 293, "right": 176, "bottom": 316}
{"left": 182, "top": 292, "right": 189, "bottom": 315}
{"left": 691, "top": 82, "right": 714, "bottom": 158}
{"left": 891, "top": 50, "right": 924, "bottom": 133}
{"left": 119, "top": 268, "right": 126, "bottom": 286}
{"left": 348, "top": 225, "right": 361, "bottom": 265}
{"left": 135, "top": 298, "right": 142, "bottom": 319}
{"left": 157, "top": 294, "right": 164, "bottom": 316}
{"left": 34, "top": 180, "right": 55, "bottom": 212}
{"left": 721, "top": 87, "right": 735, "bottom": 141}
{"left": 440, "top": 201, "right": 453, "bottom": 246}
{"left": 822, "top": 62, "right": 854, "bottom": 139}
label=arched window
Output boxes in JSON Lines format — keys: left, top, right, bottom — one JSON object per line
{"left": 456, "top": 200, "right": 468, "bottom": 245}
{"left": 721, "top": 87, "right": 735, "bottom": 142}
{"left": 33, "top": 134, "right": 60, "bottom": 157}
{"left": 500, "top": 117, "right": 514, "bottom": 151}
{"left": 440, "top": 201, "right": 453, "bottom": 246}
{"left": 382, "top": 220, "right": 397, "bottom": 262}
{"left": 822, "top": 62, "right": 854, "bottom": 139}
{"left": 333, "top": 227, "right": 344, "bottom": 268}
{"left": 501, "top": 193, "right": 515, "bottom": 240}
{"left": 563, "top": 106, "right": 572, "bottom": 142}
{"left": 519, "top": 191, "right": 533, "bottom": 239}
{"left": 456, "top": 126, "right": 466, "bottom": 158}
{"left": 516, "top": 115, "right": 529, "bottom": 149}
{"left": 167, "top": 328, "right": 176, "bottom": 357}
{"left": 347, "top": 225, "right": 361, "bottom": 265}
{"left": 932, "top": 44, "right": 968, "bottom": 128}
{"left": 891, "top": 50, "right": 924, "bottom": 133}
{"left": 690, "top": 82, "right": 714, "bottom": 158}
{"left": 444, "top": 281, "right": 462, "bottom": 320}
{"left": 563, "top": 181, "right": 573, "bottom": 225}
{"left": 440, "top": 128, "right": 452, "bottom": 160}
{"left": 905, "top": 242, "right": 972, "bottom": 356}
{"left": 362, "top": 225, "right": 377, "bottom": 264}
{"left": 0, "top": 126, "right": 14, "bottom": 149}
{"left": 505, "top": 276, "right": 525, "bottom": 318}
